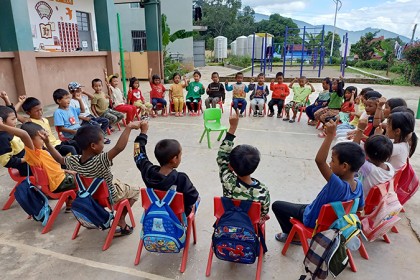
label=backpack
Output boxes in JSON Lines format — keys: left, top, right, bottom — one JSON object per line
{"left": 302, "top": 229, "right": 348, "bottom": 280}
{"left": 14, "top": 171, "right": 52, "bottom": 226}
{"left": 71, "top": 174, "right": 114, "bottom": 230}
{"left": 212, "top": 197, "right": 265, "bottom": 264}
{"left": 141, "top": 188, "right": 186, "bottom": 253}
{"left": 361, "top": 184, "right": 402, "bottom": 241}
{"left": 395, "top": 161, "right": 419, "bottom": 205}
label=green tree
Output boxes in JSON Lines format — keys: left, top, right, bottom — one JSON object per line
{"left": 226, "top": 6, "right": 256, "bottom": 40}
{"left": 351, "top": 31, "right": 380, "bottom": 60}
{"left": 320, "top": 31, "right": 341, "bottom": 58}
{"left": 255, "top": 14, "right": 299, "bottom": 44}
{"left": 375, "top": 39, "right": 395, "bottom": 76}
{"left": 404, "top": 45, "right": 420, "bottom": 84}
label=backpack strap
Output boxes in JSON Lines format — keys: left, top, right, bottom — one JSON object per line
{"left": 145, "top": 188, "right": 161, "bottom": 204}
{"left": 349, "top": 198, "right": 359, "bottom": 214}
{"left": 221, "top": 196, "right": 235, "bottom": 211}
{"left": 162, "top": 190, "right": 177, "bottom": 206}
{"left": 258, "top": 224, "right": 268, "bottom": 253}
{"left": 238, "top": 199, "right": 252, "bottom": 213}
{"left": 329, "top": 201, "right": 346, "bottom": 219}
{"left": 75, "top": 174, "right": 87, "bottom": 192}
{"left": 30, "top": 185, "right": 51, "bottom": 226}
{"left": 75, "top": 174, "right": 104, "bottom": 196}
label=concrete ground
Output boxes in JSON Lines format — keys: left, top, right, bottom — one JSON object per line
{"left": 1, "top": 66, "right": 420, "bottom": 279}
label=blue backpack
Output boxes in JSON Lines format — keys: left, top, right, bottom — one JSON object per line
{"left": 212, "top": 197, "right": 266, "bottom": 264}
{"left": 141, "top": 188, "right": 186, "bottom": 253}
{"left": 14, "top": 170, "right": 51, "bottom": 226}
{"left": 71, "top": 174, "right": 114, "bottom": 230}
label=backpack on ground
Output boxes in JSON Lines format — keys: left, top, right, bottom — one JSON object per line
{"left": 14, "top": 169, "right": 52, "bottom": 226}
{"left": 302, "top": 228, "right": 348, "bottom": 280}
{"left": 141, "top": 188, "right": 186, "bottom": 253}
{"left": 212, "top": 197, "right": 266, "bottom": 264}
{"left": 362, "top": 184, "right": 402, "bottom": 241}
{"left": 395, "top": 162, "right": 419, "bottom": 205}
{"left": 71, "top": 174, "right": 114, "bottom": 230}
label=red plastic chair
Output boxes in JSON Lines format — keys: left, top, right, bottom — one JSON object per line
{"left": 248, "top": 102, "right": 267, "bottom": 116}
{"left": 55, "top": 126, "right": 70, "bottom": 142}
{"left": 206, "top": 197, "right": 265, "bottom": 280}
{"left": 297, "top": 96, "right": 310, "bottom": 122}
{"left": 187, "top": 99, "right": 204, "bottom": 116}
{"left": 150, "top": 97, "right": 168, "bottom": 116}
{"left": 30, "top": 166, "right": 77, "bottom": 234}
{"left": 229, "top": 101, "right": 247, "bottom": 117}
{"left": 134, "top": 188, "right": 197, "bottom": 273}
{"left": 2, "top": 168, "right": 36, "bottom": 210}
{"left": 71, "top": 176, "right": 136, "bottom": 251}
{"left": 281, "top": 200, "right": 368, "bottom": 273}
{"left": 217, "top": 100, "right": 224, "bottom": 113}
{"left": 169, "top": 101, "right": 187, "bottom": 116}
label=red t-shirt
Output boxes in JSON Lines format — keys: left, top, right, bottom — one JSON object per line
{"left": 128, "top": 88, "right": 145, "bottom": 104}
{"left": 270, "top": 83, "right": 290, "bottom": 99}
{"left": 150, "top": 82, "right": 166, "bottom": 99}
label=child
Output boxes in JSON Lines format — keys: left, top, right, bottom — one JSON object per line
{"left": 205, "top": 72, "right": 225, "bottom": 109}
{"left": 386, "top": 110, "right": 417, "bottom": 171}
{"left": 169, "top": 73, "right": 187, "bottom": 116}
{"left": 53, "top": 88, "right": 84, "bottom": 140}
{"left": 134, "top": 121, "right": 199, "bottom": 215}
{"left": 185, "top": 70, "right": 205, "bottom": 116}
{"left": 17, "top": 95, "right": 81, "bottom": 154}
{"left": 337, "top": 86, "right": 357, "bottom": 124}
{"left": 250, "top": 73, "right": 269, "bottom": 117}
{"left": 217, "top": 112, "right": 270, "bottom": 222}
{"left": 149, "top": 68, "right": 167, "bottom": 116}
{"left": 284, "top": 76, "right": 315, "bottom": 122}
{"left": 44, "top": 123, "right": 141, "bottom": 235}
{"left": 107, "top": 74, "right": 138, "bottom": 124}
{"left": 0, "top": 121, "right": 76, "bottom": 210}
{"left": 126, "top": 76, "right": 152, "bottom": 118}
{"left": 0, "top": 92, "right": 29, "bottom": 176}
{"left": 372, "top": 97, "right": 407, "bottom": 134}
{"left": 306, "top": 77, "right": 332, "bottom": 124}
{"left": 314, "top": 77, "right": 345, "bottom": 123}
{"left": 90, "top": 78, "right": 124, "bottom": 127}
{"left": 225, "top": 72, "right": 249, "bottom": 117}
{"left": 272, "top": 121, "right": 365, "bottom": 243}
{"left": 353, "top": 122, "right": 395, "bottom": 197}
{"left": 268, "top": 72, "right": 289, "bottom": 118}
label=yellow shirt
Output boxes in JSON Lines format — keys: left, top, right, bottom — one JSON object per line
{"left": 170, "top": 84, "right": 184, "bottom": 99}
{"left": 91, "top": 92, "right": 110, "bottom": 115}
{"left": 24, "top": 147, "right": 65, "bottom": 192}
{"left": 31, "top": 118, "right": 61, "bottom": 147}
{"left": 0, "top": 135, "right": 24, "bottom": 167}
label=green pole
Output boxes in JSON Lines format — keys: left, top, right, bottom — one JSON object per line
{"left": 117, "top": 13, "right": 127, "bottom": 97}
{"left": 416, "top": 97, "right": 420, "bottom": 119}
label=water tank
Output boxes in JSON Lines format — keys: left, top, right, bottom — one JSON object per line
{"left": 247, "top": 33, "right": 273, "bottom": 59}
{"left": 214, "top": 36, "right": 227, "bottom": 59}
{"left": 231, "top": 40, "right": 237, "bottom": 56}
{"left": 236, "top": 36, "right": 248, "bottom": 56}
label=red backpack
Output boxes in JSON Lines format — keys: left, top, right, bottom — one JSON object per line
{"left": 394, "top": 161, "right": 419, "bottom": 205}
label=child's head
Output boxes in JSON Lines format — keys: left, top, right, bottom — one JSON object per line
{"left": 364, "top": 135, "right": 393, "bottom": 165}
{"left": 129, "top": 77, "right": 140, "bottom": 89}
{"left": 22, "top": 97, "right": 43, "bottom": 120}
{"left": 53, "top": 89, "right": 71, "bottom": 108}
{"left": 211, "top": 72, "right": 219, "bottom": 83}
{"left": 275, "top": 72, "right": 283, "bottom": 83}
{"left": 172, "top": 73, "right": 181, "bottom": 84}
{"left": 109, "top": 76, "right": 119, "bottom": 87}
{"left": 344, "top": 86, "right": 357, "bottom": 101}
{"left": 152, "top": 74, "right": 161, "bottom": 85}
{"left": 298, "top": 76, "right": 307, "bottom": 87}
{"left": 387, "top": 111, "right": 417, "bottom": 157}
{"left": 20, "top": 122, "right": 45, "bottom": 149}
{"left": 154, "top": 139, "right": 182, "bottom": 168}
{"left": 193, "top": 71, "right": 201, "bottom": 82}
{"left": 364, "top": 97, "right": 378, "bottom": 115}
{"left": 330, "top": 142, "right": 365, "bottom": 176}
{"left": 331, "top": 78, "right": 344, "bottom": 94}
{"left": 258, "top": 73, "right": 265, "bottom": 84}
{"left": 384, "top": 98, "right": 407, "bottom": 118}
{"left": 74, "top": 125, "right": 104, "bottom": 154}
{"left": 68, "top": 82, "right": 83, "bottom": 99}
{"left": 91, "top": 79, "right": 103, "bottom": 93}
{"left": 364, "top": 90, "right": 382, "bottom": 100}
{"left": 235, "top": 72, "right": 244, "bottom": 83}
{"left": 357, "top": 87, "right": 373, "bottom": 103}
{"left": 0, "top": 106, "right": 17, "bottom": 127}
{"left": 229, "top": 144, "right": 260, "bottom": 177}
{"left": 322, "top": 77, "right": 332, "bottom": 91}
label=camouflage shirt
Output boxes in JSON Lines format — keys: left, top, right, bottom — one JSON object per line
{"left": 217, "top": 133, "right": 270, "bottom": 216}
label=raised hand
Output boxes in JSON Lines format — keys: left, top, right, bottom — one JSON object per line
{"left": 357, "top": 118, "right": 368, "bottom": 131}
{"left": 18, "top": 95, "right": 27, "bottom": 103}
{"left": 324, "top": 120, "right": 337, "bottom": 136}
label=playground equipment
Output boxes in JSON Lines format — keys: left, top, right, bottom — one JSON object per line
{"left": 250, "top": 33, "right": 274, "bottom": 77}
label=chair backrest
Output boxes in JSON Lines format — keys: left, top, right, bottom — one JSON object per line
{"left": 30, "top": 166, "right": 61, "bottom": 199}
{"left": 140, "top": 188, "right": 185, "bottom": 220}
{"left": 8, "top": 168, "right": 23, "bottom": 181}
{"left": 393, "top": 163, "right": 407, "bottom": 191}
{"left": 55, "top": 126, "right": 68, "bottom": 141}
{"left": 364, "top": 181, "right": 392, "bottom": 215}
{"left": 314, "top": 200, "right": 354, "bottom": 233}
{"left": 203, "top": 108, "right": 222, "bottom": 123}
{"left": 213, "top": 197, "right": 261, "bottom": 226}
{"left": 77, "top": 176, "right": 111, "bottom": 209}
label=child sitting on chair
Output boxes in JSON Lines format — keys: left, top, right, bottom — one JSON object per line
{"left": 186, "top": 70, "right": 205, "bottom": 116}
{"left": 267, "top": 72, "right": 289, "bottom": 118}
{"left": 127, "top": 76, "right": 152, "bottom": 118}
{"left": 284, "top": 76, "right": 315, "bottom": 123}
{"left": 169, "top": 73, "right": 187, "bottom": 117}
{"left": 272, "top": 120, "right": 365, "bottom": 244}
{"left": 217, "top": 111, "right": 270, "bottom": 223}
{"left": 134, "top": 121, "right": 199, "bottom": 215}
{"left": 149, "top": 68, "right": 167, "bottom": 117}
{"left": 205, "top": 72, "right": 225, "bottom": 109}
{"left": 250, "top": 73, "right": 269, "bottom": 117}
{"left": 53, "top": 89, "right": 84, "bottom": 140}
{"left": 225, "top": 72, "right": 249, "bottom": 118}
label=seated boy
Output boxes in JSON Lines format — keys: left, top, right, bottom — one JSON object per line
{"left": 44, "top": 123, "right": 141, "bottom": 236}
{"left": 0, "top": 92, "right": 29, "bottom": 176}
{"left": 250, "top": 73, "right": 269, "bottom": 117}
{"left": 16, "top": 96, "right": 80, "bottom": 155}
{"left": 217, "top": 112, "right": 270, "bottom": 223}
{"left": 284, "top": 76, "right": 315, "bottom": 123}
{"left": 53, "top": 89, "right": 84, "bottom": 140}
{"left": 272, "top": 121, "right": 365, "bottom": 243}
{"left": 134, "top": 121, "right": 199, "bottom": 215}
{"left": 0, "top": 121, "right": 76, "bottom": 209}
{"left": 225, "top": 72, "right": 249, "bottom": 117}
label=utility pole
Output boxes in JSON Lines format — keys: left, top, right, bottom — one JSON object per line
{"left": 330, "top": 0, "right": 342, "bottom": 64}
{"left": 411, "top": 24, "right": 417, "bottom": 43}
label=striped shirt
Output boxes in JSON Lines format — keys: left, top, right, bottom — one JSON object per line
{"left": 64, "top": 152, "right": 116, "bottom": 203}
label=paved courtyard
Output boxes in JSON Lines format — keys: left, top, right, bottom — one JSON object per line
{"left": 1, "top": 66, "right": 420, "bottom": 279}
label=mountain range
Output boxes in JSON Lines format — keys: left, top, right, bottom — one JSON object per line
{"left": 253, "top": 13, "right": 410, "bottom": 45}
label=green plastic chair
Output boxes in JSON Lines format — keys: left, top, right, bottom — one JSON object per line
{"left": 199, "top": 108, "right": 227, "bottom": 149}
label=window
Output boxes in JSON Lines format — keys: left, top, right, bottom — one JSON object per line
{"left": 130, "top": 3, "right": 140, "bottom": 8}
{"left": 76, "top": 11, "right": 90, "bottom": 31}
{"left": 132, "top": 30, "right": 147, "bottom": 51}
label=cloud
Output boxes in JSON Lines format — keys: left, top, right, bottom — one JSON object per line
{"left": 242, "top": 0, "right": 309, "bottom": 15}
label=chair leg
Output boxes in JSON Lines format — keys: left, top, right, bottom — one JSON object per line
{"left": 400, "top": 207, "right": 405, "bottom": 213}
{"left": 282, "top": 226, "right": 297, "bottom": 256}
{"left": 180, "top": 217, "right": 193, "bottom": 272}
{"left": 205, "top": 244, "right": 214, "bottom": 277}
{"left": 192, "top": 218, "right": 197, "bottom": 244}
{"left": 127, "top": 204, "right": 136, "bottom": 228}
{"left": 134, "top": 239, "right": 144, "bottom": 265}
{"left": 103, "top": 202, "right": 125, "bottom": 251}
{"left": 106, "top": 127, "right": 111, "bottom": 135}
{"left": 391, "top": 226, "right": 399, "bottom": 233}
{"left": 297, "top": 108, "right": 304, "bottom": 122}
{"left": 199, "top": 129, "right": 206, "bottom": 144}
{"left": 217, "top": 130, "right": 224, "bottom": 141}
{"left": 383, "top": 233, "right": 391, "bottom": 243}
{"left": 347, "top": 249, "right": 357, "bottom": 272}
{"left": 206, "top": 131, "right": 211, "bottom": 149}
{"left": 42, "top": 191, "right": 75, "bottom": 234}
{"left": 256, "top": 242, "right": 264, "bottom": 280}
{"left": 2, "top": 183, "right": 18, "bottom": 210}
{"left": 72, "top": 222, "right": 82, "bottom": 240}
{"left": 358, "top": 237, "right": 369, "bottom": 260}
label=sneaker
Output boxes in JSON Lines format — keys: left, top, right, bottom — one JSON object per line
{"left": 114, "top": 225, "right": 133, "bottom": 237}
{"left": 253, "top": 111, "right": 258, "bottom": 117}
{"left": 258, "top": 112, "right": 264, "bottom": 117}
{"left": 289, "top": 119, "right": 296, "bottom": 123}
{"left": 277, "top": 114, "right": 282, "bottom": 118}
{"left": 104, "top": 138, "right": 111, "bottom": 144}
{"left": 239, "top": 113, "right": 244, "bottom": 118}
{"left": 268, "top": 112, "right": 274, "bottom": 117}
{"left": 141, "top": 115, "right": 150, "bottom": 121}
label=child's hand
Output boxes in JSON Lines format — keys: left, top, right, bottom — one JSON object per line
{"left": 357, "top": 118, "right": 368, "bottom": 131}
{"left": 228, "top": 110, "right": 239, "bottom": 134}
{"left": 149, "top": 68, "right": 152, "bottom": 73}
{"left": 128, "top": 120, "right": 142, "bottom": 130}
{"left": 64, "top": 169, "right": 77, "bottom": 176}
{"left": 374, "top": 126, "right": 384, "bottom": 135}
{"left": 0, "top": 91, "right": 8, "bottom": 100}
{"left": 38, "top": 130, "right": 50, "bottom": 144}
{"left": 103, "top": 68, "right": 107, "bottom": 74}
{"left": 140, "top": 120, "right": 149, "bottom": 133}
{"left": 18, "top": 95, "right": 27, "bottom": 103}
{"left": 225, "top": 79, "right": 228, "bottom": 84}
{"left": 324, "top": 120, "right": 337, "bottom": 136}
{"left": 378, "top": 97, "right": 386, "bottom": 107}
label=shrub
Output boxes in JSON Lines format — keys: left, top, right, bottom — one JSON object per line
{"left": 389, "top": 62, "right": 408, "bottom": 74}
{"left": 355, "top": 59, "right": 387, "bottom": 70}
{"left": 225, "top": 55, "right": 251, "bottom": 68}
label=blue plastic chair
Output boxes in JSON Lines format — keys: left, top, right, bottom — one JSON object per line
{"left": 199, "top": 108, "right": 227, "bottom": 149}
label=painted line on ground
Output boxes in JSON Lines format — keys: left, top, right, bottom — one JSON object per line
{"left": 0, "top": 237, "right": 172, "bottom": 280}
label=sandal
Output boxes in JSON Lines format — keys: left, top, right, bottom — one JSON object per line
{"left": 282, "top": 118, "right": 290, "bottom": 121}
{"left": 104, "top": 138, "right": 111, "bottom": 144}
{"left": 289, "top": 119, "right": 296, "bottom": 123}
{"left": 114, "top": 225, "right": 133, "bottom": 237}
{"left": 275, "top": 233, "right": 301, "bottom": 245}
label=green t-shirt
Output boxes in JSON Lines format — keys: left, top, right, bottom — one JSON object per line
{"left": 328, "top": 92, "right": 344, "bottom": 109}
{"left": 186, "top": 81, "right": 204, "bottom": 99}
{"left": 292, "top": 85, "right": 312, "bottom": 103}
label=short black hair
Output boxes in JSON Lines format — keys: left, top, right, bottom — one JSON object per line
{"left": 229, "top": 144, "right": 260, "bottom": 176}
{"left": 388, "top": 111, "right": 417, "bottom": 157}
{"left": 387, "top": 98, "right": 407, "bottom": 110}
{"left": 391, "top": 106, "right": 414, "bottom": 115}
{"left": 257, "top": 73, "right": 265, "bottom": 78}
{"left": 345, "top": 86, "right": 358, "bottom": 100}
{"left": 172, "top": 72, "right": 181, "bottom": 80}
{"left": 323, "top": 77, "right": 332, "bottom": 92}
{"left": 211, "top": 72, "right": 219, "bottom": 77}
{"left": 22, "top": 97, "right": 41, "bottom": 112}
{"left": 154, "top": 139, "right": 181, "bottom": 166}
{"left": 193, "top": 70, "right": 201, "bottom": 77}
{"left": 129, "top": 77, "right": 139, "bottom": 88}
{"left": 365, "top": 135, "right": 393, "bottom": 163}
{"left": 359, "top": 87, "right": 373, "bottom": 97}
{"left": 21, "top": 122, "right": 43, "bottom": 138}
{"left": 109, "top": 75, "right": 118, "bottom": 84}
{"left": 152, "top": 74, "right": 161, "bottom": 81}
{"left": 0, "top": 105, "right": 15, "bottom": 121}
{"left": 235, "top": 72, "right": 243, "bottom": 78}
{"left": 74, "top": 125, "right": 103, "bottom": 150}
{"left": 92, "top": 78, "right": 102, "bottom": 87}
{"left": 332, "top": 142, "right": 365, "bottom": 172}
{"left": 275, "top": 72, "right": 283, "bottom": 78}
{"left": 53, "top": 89, "right": 70, "bottom": 104}
{"left": 365, "top": 90, "right": 382, "bottom": 99}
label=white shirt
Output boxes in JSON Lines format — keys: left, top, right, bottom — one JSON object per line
{"left": 70, "top": 96, "right": 91, "bottom": 117}
{"left": 110, "top": 86, "right": 125, "bottom": 106}
{"left": 358, "top": 161, "right": 395, "bottom": 198}
{"left": 389, "top": 142, "right": 410, "bottom": 171}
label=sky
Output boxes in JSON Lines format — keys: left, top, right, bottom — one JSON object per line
{"left": 241, "top": 0, "right": 420, "bottom": 38}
